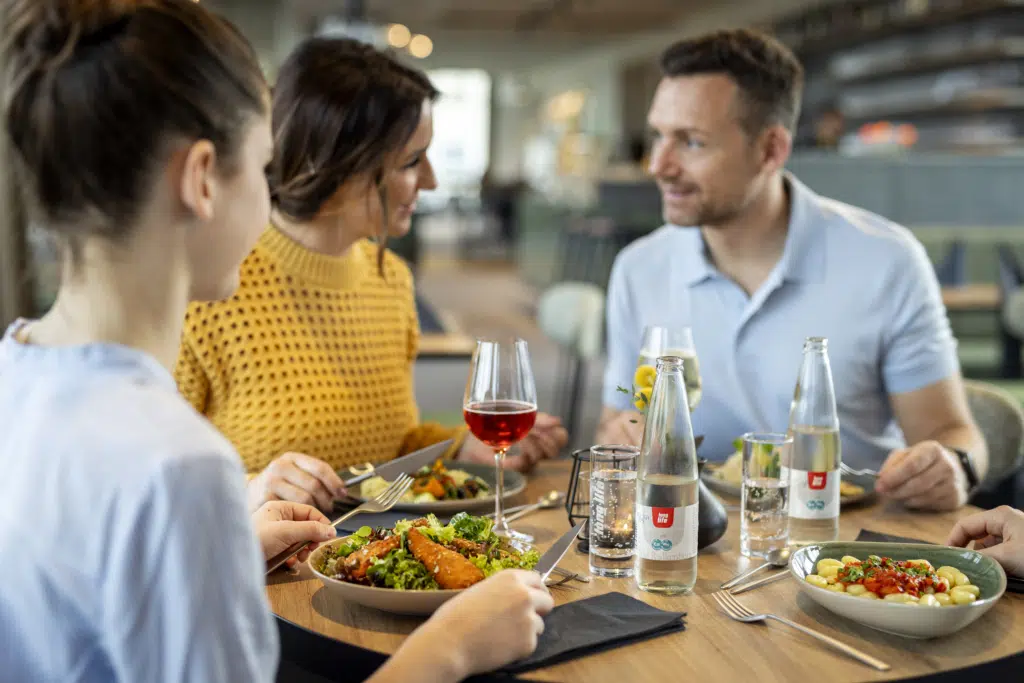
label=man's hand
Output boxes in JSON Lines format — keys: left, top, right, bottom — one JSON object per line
{"left": 457, "top": 413, "right": 568, "bottom": 473}
{"left": 595, "top": 408, "right": 645, "bottom": 447}
{"left": 875, "top": 440, "right": 969, "bottom": 511}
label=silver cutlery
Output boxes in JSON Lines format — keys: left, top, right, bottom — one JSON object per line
{"left": 552, "top": 566, "right": 590, "bottom": 583}
{"left": 341, "top": 439, "right": 453, "bottom": 488}
{"left": 840, "top": 462, "right": 879, "bottom": 478}
{"left": 721, "top": 547, "right": 792, "bottom": 589}
{"left": 266, "top": 474, "right": 414, "bottom": 575}
{"left": 729, "top": 570, "right": 789, "bottom": 595}
{"left": 534, "top": 521, "right": 587, "bottom": 582}
{"left": 504, "top": 490, "right": 564, "bottom": 523}
{"left": 711, "top": 591, "right": 890, "bottom": 671}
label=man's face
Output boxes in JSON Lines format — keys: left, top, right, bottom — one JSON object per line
{"left": 647, "top": 74, "right": 770, "bottom": 227}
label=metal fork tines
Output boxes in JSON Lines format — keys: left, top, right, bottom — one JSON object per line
{"left": 710, "top": 591, "right": 890, "bottom": 671}
{"left": 840, "top": 462, "right": 879, "bottom": 478}
{"left": 265, "top": 474, "right": 414, "bottom": 575}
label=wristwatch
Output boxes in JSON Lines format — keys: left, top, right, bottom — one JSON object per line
{"left": 946, "top": 446, "right": 980, "bottom": 493}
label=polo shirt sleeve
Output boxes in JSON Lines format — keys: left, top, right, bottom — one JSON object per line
{"left": 882, "top": 239, "right": 960, "bottom": 395}
{"left": 603, "top": 255, "right": 641, "bottom": 410}
{"left": 102, "top": 453, "right": 279, "bottom": 683}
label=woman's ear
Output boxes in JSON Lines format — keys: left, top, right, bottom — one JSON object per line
{"left": 179, "top": 139, "right": 218, "bottom": 222}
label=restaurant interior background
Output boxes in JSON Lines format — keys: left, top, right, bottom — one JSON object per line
{"left": 3, "top": 0, "right": 1024, "bottom": 490}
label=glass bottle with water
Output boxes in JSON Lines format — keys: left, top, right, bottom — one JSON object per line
{"left": 785, "top": 337, "right": 841, "bottom": 544}
{"left": 635, "top": 356, "right": 699, "bottom": 594}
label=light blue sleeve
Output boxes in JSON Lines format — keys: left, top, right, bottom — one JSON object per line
{"left": 603, "top": 254, "right": 641, "bottom": 410}
{"left": 881, "top": 239, "right": 960, "bottom": 395}
{"left": 101, "top": 454, "right": 279, "bottom": 683}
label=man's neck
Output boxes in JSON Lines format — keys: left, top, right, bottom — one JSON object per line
{"left": 700, "top": 174, "right": 791, "bottom": 296}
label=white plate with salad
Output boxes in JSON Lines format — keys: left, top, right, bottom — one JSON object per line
{"left": 309, "top": 513, "right": 540, "bottom": 615}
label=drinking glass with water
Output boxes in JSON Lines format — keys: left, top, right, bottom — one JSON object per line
{"left": 589, "top": 445, "right": 639, "bottom": 578}
{"left": 740, "top": 433, "right": 792, "bottom": 559}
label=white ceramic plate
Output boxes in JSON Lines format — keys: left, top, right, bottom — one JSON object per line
{"left": 350, "top": 462, "right": 527, "bottom": 514}
{"left": 790, "top": 542, "right": 1007, "bottom": 639}
{"left": 309, "top": 534, "right": 537, "bottom": 616}
{"left": 702, "top": 458, "right": 876, "bottom": 508}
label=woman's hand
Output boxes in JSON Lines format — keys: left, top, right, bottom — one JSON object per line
{"left": 247, "top": 452, "right": 347, "bottom": 512}
{"left": 946, "top": 505, "right": 1024, "bottom": 577}
{"left": 251, "top": 501, "right": 336, "bottom": 568}
{"left": 368, "top": 570, "right": 554, "bottom": 683}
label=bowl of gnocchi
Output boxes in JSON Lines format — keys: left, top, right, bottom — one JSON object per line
{"left": 790, "top": 542, "right": 1007, "bottom": 639}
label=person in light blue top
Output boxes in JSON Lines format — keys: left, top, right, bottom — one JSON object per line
{"left": 0, "top": 2, "right": 552, "bottom": 682}
{"left": 598, "top": 29, "right": 987, "bottom": 512}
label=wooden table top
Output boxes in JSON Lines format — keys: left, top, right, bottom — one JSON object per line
{"left": 941, "top": 284, "right": 1001, "bottom": 312}
{"left": 267, "top": 460, "right": 1024, "bottom": 682}
{"left": 417, "top": 332, "right": 475, "bottom": 359}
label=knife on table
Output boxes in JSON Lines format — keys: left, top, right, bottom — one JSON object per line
{"left": 341, "top": 439, "right": 454, "bottom": 488}
{"left": 534, "top": 521, "right": 587, "bottom": 582}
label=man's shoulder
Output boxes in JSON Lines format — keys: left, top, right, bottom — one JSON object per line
{"left": 813, "top": 193, "right": 922, "bottom": 259}
{"left": 613, "top": 225, "right": 685, "bottom": 270}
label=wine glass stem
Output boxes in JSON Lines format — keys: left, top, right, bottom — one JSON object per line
{"left": 493, "top": 448, "right": 510, "bottom": 535}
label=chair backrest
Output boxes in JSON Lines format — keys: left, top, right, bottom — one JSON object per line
{"left": 1003, "top": 288, "right": 1024, "bottom": 340}
{"left": 536, "top": 282, "right": 606, "bottom": 360}
{"left": 965, "top": 380, "right": 1024, "bottom": 490}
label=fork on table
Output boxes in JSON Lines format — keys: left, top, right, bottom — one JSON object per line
{"left": 710, "top": 590, "right": 890, "bottom": 671}
{"left": 265, "top": 473, "right": 414, "bottom": 575}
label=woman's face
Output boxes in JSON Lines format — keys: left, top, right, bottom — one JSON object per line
{"left": 329, "top": 101, "right": 437, "bottom": 241}
{"left": 384, "top": 101, "right": 437, "bottom": 237}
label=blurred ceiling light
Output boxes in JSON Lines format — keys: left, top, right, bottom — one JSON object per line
{"left": 387, "top": 24, "right": 411, "bottom": 48}
{"left": 409, "top": 34, "right": 433, "bottom": 59}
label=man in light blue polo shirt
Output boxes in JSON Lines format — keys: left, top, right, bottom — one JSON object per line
{"left": 597, "top": 29, "right": 987, "bottom": 512}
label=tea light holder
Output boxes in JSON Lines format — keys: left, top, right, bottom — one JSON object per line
{"left": 566, "top": 448, "right": 592, "bottom": 552}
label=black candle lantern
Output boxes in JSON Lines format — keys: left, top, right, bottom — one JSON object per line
{"left": 566, "top": 445, "right": 640, "bottom": 553}
{"left": 567, "top": 439, "right": 730, "bottom": 554}
{"left": 565, "top": 448, "right": 591, "bottom": 552}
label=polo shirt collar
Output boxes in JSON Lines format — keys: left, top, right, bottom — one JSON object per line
{"left": 674, "top": 172, "right": 826, "bottom": 288}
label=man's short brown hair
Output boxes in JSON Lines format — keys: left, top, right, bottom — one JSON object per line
{"left": 660, "top": 28, "right": 804, "bottom": 135}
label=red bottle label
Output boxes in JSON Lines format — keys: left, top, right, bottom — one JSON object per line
{"left": 651, "top": 507, "right": 674, "bottom": 528}
{"left": 807, "top": 472, "right": 828, "bottom": 490}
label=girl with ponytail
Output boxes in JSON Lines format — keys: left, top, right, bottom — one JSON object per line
{"left": 0, "top": 3, "right": 550, "bottom": 681}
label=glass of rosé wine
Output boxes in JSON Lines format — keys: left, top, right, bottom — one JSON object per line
{"left": 463, "top": 338, "right": 538, "bottom": 543}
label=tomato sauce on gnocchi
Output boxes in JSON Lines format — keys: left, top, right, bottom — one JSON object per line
{"left": 805, "top": 555, "right": 981, "bottom": 606}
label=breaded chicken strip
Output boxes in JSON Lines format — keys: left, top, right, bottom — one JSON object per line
{"left": 343, "top": 535, "right": 401, "bottom": 581}
{"left": 407, "top": 528, "right": 485, "bottom": 589}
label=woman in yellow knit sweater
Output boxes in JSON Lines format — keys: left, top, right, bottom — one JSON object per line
{"left": 175, "top": 38, "right": 567, "bottom": 511}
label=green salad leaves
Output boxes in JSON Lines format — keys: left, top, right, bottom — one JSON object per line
{"left": 324, "top": 514, "right": 539, "bottom": 591}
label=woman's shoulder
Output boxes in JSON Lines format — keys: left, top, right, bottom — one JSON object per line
{"left": 355, "top": 239, "right": 414, "bottom": 289}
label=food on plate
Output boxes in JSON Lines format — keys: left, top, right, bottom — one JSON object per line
{"left": 317, "top": 513, "right": 539, "bottom": 591}
{"left": 804, "top": 555, "right": 981, "bottom": 605}
{"left": 360, "top": 459, "right": 490, "bottom": 503}
{"left": 712, "top": 441, "right": 866, "bottom": 497}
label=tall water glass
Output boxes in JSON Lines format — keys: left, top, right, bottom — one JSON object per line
{"left": 740, "top": 432, "right": 792, "bottom": 559}
{"left": 589, "top": 445, "right": 639, "bottom": 578}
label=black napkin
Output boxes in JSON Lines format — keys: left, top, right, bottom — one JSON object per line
{"left": 856, "top": 529, "right": 1024, "bottom": 593}
{"left": 500, "top": 592, "right": 686, "bottom": 674}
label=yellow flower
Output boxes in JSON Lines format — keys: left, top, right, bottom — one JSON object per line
{"left": 634, "top": 386, "right": 652, "bottom": 411}
{"left": 633, "top": 364, "right": 657, "bottom": 390}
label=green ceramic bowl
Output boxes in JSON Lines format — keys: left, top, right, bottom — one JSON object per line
{"left": 790, "top": 541, "right": 1007, "bottom": 639}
